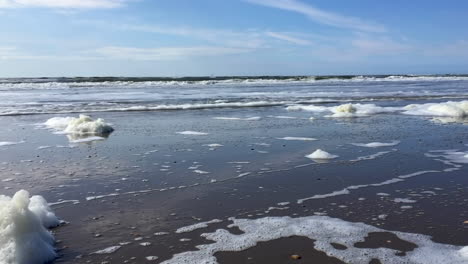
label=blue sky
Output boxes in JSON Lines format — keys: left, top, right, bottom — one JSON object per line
{"left": 0, "top": 0, "right": 467, "bottom": 77}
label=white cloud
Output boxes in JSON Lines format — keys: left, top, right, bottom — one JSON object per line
{"left": 0, "top": 46, "right": 17, "bottom": 59}
{"left": 93, "top": 46, "right": 252, "bottom": 60}
{"left": 424, "top": 40, "right": 468, "bottom": 57}
{"left": 351, "top": 37, "right": 410, "bottom": 55}
{"left": 74, "top": 20, "right": 267, "bottom": 49}
{"left": 0, "top": 46, "right": 96, "bottom": 60}
{"left": 78, "top": 20, "right": 318, "bottom": 49}
{"left": 245, "top": 0, "right": 386, "bottom": 33}
{"left": 300, "top": 35, "right": 411, "bottom": 62}
{"left": 116, "top": 23, "right": 266, "bottom": 49}
{"left": 0, "top": 45, "right": 252, "bottom": 61}
{"left": 265, "top": 31, "right": 312, "bottom": 45}
{"left": 0, "top": 0, "right": 127, "bottom": 9}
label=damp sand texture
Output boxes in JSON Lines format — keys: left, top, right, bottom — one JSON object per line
{"left": 1, "top": 76, "right": 468, "bottom": 264}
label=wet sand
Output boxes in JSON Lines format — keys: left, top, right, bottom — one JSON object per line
{"left": 1, "top": 104, "right": 467, "bottom": 263}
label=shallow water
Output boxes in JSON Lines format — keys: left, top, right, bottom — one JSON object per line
{"left": 1, "top": 78, "right": 468, "bottom": 263}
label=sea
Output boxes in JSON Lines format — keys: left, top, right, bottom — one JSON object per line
{"left": 1, "top": 75, "right": 468, "bottom": 116}
{"left": 1, "top": 75, "right": 468, "bottom": 264}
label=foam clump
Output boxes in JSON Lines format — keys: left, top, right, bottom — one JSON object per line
{"left": 306, "top": 149, "right": 338, "bottom": 160}
{"left": 288, "top": 103, "right": 396, "bottom": 118}
{"left": 0, "top": 190, "right": 60, "bottom": 264}
{"left": 403, "top": 101, "right": 468, "bottom": 117}
{"left": 45, "top": 114, "right": 114, "bottom": 135}
{"left": 459, "top": 247, "right": 468, "bottom": 259}
{"left": 162, "top": 215, "right": 468, "bottom": 264}
{"left": 335, "top": 103, "right": 357, "bottom": 113}
{"left": 329, "top": 103, "right": 396, "bottom": 118}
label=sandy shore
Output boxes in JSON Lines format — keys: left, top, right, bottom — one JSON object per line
{"left": 1, "top": 104, "right": 467, "bottom": 263}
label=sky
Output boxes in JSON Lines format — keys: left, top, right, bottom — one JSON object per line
{"left": 0, "top": 0, "right": 467, "bottom": 77}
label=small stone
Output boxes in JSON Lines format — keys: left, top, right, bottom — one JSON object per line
{"left": 291, "top": 254, "right": 301, "bottom": 260}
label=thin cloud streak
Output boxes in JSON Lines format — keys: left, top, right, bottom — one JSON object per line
{"left": 120, "top": 23, "right": 266, "bottom": 49}
{"left": 351, "top": 37, "right": 411, "bottom": 55}
{"left": 75, "top": 20, "right": 267, "bottom": 49}
{"left": 266, "top": 31, "right": 312, "bottom": 45}
{"left": 78, "top": 20, "right": 318, "bottom": 49}
{"left": 0, "top": 45, "right": 253, "bottom": 61}
{"left": 93, "top": 46, "right": 252, "bottom": 60}
{"left": 0, "top": 0, "right": 127, "bottom": 9}
{"left": 245, "top": 0, "right": 386, "bottom": 33}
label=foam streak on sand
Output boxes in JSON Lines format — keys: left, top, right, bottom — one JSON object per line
{"left": 203, "top": 144, "right": 223, "bottom": 148}
{"left": 75, "top": 149, "right": 406, "bottom": 205}
{"left": 427, "top": 149, "right": 468, "bottom": 164}
{"left": 0, "top": 190, "right": 60, "bottom": 264}
{"left": 92, "top": 246, "right": 121, "bottom": 254}
{"left": 350, "top": 150, "right": 396, "bottom": 162}
{"left": 297, "top": 169, "right": 440, "bottom": 204}
{"left": 213, "top": 116, "right": 261, "bottom": 121}
{"left": 176, "top": 131, "right": 208, "bottom": 135}
{"left": 162, "top": 215, "right": 468, "bottom": 264}
{"left": 352, "top": 141, "right": 400, "bottom": 148}
{"left": 277, "top": 137, "right": 317, "bottom": 141}
{"left": 0, "top": 141, "right": 24, "bottom": 147}
{"left": 175, "top": 219, "right": 223, "bottom": 234}
{"left": 161, "top": 151, "right": 468, "bottom": 264}
{"left": 268, "top": 115, "right": 298, "bottom": 119}
{"left": 68, "top": 136, "right": 105, "bottom": 143}
{"left": 121, "top": 101, "right": 284, "bottom": 112}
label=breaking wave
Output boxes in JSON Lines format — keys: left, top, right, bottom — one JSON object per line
{"left": 1, "top": 75, "right": 468, "bottom": 90}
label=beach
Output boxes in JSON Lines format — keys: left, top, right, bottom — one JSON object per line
{"left": 1, "top": 76, "right": 468, "bottom": 263}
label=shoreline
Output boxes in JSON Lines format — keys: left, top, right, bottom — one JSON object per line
{"left": 1, "top": 105, "right": 468, "bottom": 263}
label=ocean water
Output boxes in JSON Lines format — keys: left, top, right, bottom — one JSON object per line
{"left": 1, "top": 75, "right": 468, "bottom": 116}
{"left": 1, "top": 75, "right": 468, "bottom": 264}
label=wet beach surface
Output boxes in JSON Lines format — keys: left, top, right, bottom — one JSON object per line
{"left": 1, "top": 103, "right": 468, "bottom": 263}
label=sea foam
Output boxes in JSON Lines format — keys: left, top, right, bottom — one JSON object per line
{"left": 0, "top": 141, "right": 24, "bottom": 147}
{"left": 287, "top": 103, "right": 397, "bottom": 118}
{"left": 176, "top": 131, "right": 208, "bottom": 136}
{"left": 44, "top": 114, "right": 114, "bottom": 136}
{"left": 403, "top": 101, "right": 468, "bottom": 117}
{"left": 352, "top": 141, "right": 400, "bottom": 148}
{"left": 0, "top": 190, "right": 60, "bottom": 264}
{"left": 305, "top": 149, "right": 338, "bottom": 160}
{"left": 277, "top": 137, "right": 317, "bottom": 141}
{"left": 213, "top": 116, "right": 261, "bottom": 121}
{"left": 288, "top": 101, "right": 468, "bottom": 119}
{"left": 162, "top": 215, "right": 468, "bottom": 264}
